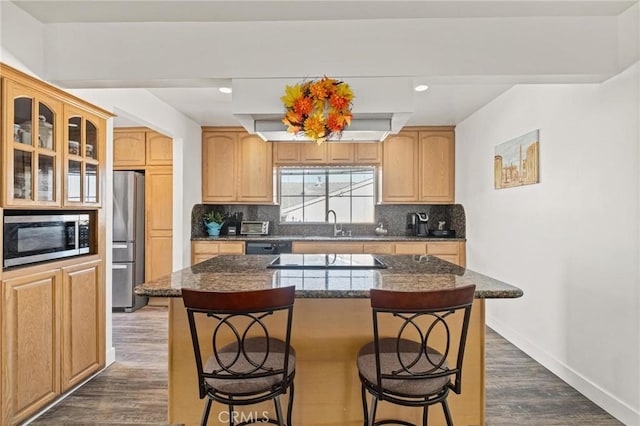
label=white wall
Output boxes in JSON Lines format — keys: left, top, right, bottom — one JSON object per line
{"left": 456, "top": 64, "right": 640, "bottom": 424}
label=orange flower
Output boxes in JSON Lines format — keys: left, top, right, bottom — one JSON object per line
{"left": 293, "top": 97, "right": 313, "bottom": 115}
{"left": 309, "top": 81, "right": 328, "bottom": 100}
{"left": 329, "top": 94, "right": 349, "bottom": 110}
{"left": 326, "top": 113, "right": 346, "bottom": 133}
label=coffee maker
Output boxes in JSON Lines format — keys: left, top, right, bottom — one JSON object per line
{"left": 406, "top": 212, "right": 429, "bottom": 236}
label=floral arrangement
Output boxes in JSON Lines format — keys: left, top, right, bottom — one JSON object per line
{"left": 281, "top": 76, "right": 354, "bottom": 145}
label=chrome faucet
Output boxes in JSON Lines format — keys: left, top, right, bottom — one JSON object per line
{"left": 326, "top": 209, "right": 342, "bottom": 237}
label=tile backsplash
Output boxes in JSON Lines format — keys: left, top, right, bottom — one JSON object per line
{"left": 192, "top": 204, "right": 465, "bottom": 238}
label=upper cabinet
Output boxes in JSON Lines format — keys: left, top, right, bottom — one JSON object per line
{"left": 382, "top": 127, "right": 455, "bottom": 204}
{"left": 113, "top": 128, "right": 173, "bottom": 168}
{"left": 1, "top": 63, "right": 110, "bottom": 209}
{"left": 202, "top": 128, "right": 273, "bottom": 204}
{"left": 273, "top": 142, "right": 382, "bottom": 165}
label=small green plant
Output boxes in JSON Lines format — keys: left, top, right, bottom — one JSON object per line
{"left": 203, "top": 211, "right": 225, "bottom": 224}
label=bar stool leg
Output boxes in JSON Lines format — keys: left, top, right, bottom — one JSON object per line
{"left": 441, "top": 400, "right": 453, "bottom": 426}
{"left": 422, "top": 404, "right": 429, "bottom": 426}
{"left": 229, "top": 403, "right": 235, "bottom": 426}
{"left": 274, "top": 396, "right": 284, "bottom": 426}
{"left": 201, "top": 398, "right": 213, "bottom": 426}
{"left": 368, "top": 395, "right": 378, "bottom": 426}
{"left": 286, "top": 382, "right": 295, "bottom": 426}
{"left": 361, "top": 384, "right": 369, "bottom": 426}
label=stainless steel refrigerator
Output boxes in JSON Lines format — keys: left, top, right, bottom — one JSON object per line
{"left": 112, "top": 171, "right": 148, "bottom": 312}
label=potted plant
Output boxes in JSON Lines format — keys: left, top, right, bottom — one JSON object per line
{"left": 203, "top": 211, "right": 225, "bottom": 237}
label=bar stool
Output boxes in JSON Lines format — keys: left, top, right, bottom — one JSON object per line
{"left": 182, "top": 286, "right": 296, "bottom": 426}
{"left": 357, "top": 285, "right": 476, "bottom": 426}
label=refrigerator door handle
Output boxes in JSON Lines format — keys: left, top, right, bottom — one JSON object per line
{"left": 113, "top": 243, "right": 129, "bottom": 249}
{"left": 112, "top": 264, "right": 129, "bottom": 269}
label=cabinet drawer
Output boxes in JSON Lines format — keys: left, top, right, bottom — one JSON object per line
{"left": 292, "top": 241, "right": 364, "bottom": 254}
{"left": 394, "top": 242, "right": 428, "bottom": 255}
{"left": 218, "top": 242, "right": 245, "bottom": 254}
{"left": 426, "top": 242, "right": 459, "bottom": 255}
{"left": 192, "top": 242, "right": 220, "bottom": 255}
{"left": 363, "top": 243, "right": 394, "bottom": 254}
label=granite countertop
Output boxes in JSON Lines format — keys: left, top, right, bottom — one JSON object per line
{"left": 192, "top": 235, "right": 466, "bottom": 242}
{"left": 135, "top": 254, "right": 522, "bottom": 299}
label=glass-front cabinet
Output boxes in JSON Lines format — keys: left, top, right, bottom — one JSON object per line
{"left": 64, "top": 106, "right": 102, "bottom": 207}
{"left": 4, "top": 80, "right": 62, "bottom": 206}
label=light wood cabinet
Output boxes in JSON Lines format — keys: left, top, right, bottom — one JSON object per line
{"left": 382, "top": 131, "right": 420, "bottom": 202}
{"left": 1, "top": 269, "right": 62, "bottom": 426}
{"left": 202, "top": 128, "right": 273, "bottom": 204}
{"left": 113, "top": 128, "right": 173, "bottom": 168}
{"left": 1, "top": 64, "right": 110, "bottom": 208}
{"left": 61, "top": 260, "right": 103, "bottom": 390}
{"left": 113, "top": 130, "right": 146, "bottom": 167}
{"left": 191, "top": 241, "right": 245, "bottom": 265}
{"left": 292, "top": 240, "right": 465, "bottom": 267}
{"left": 273, "top": 142, "right": 382, "bottom": 165}
{"left": 145, "top": 167, "right": 173, "bottom": 281}
{"left": 382, "top": 127, "right": 455, "bottom": 204}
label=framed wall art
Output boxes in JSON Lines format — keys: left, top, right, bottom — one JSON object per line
{"left": 494, "top": 129, "right": 540, "bottom": 189}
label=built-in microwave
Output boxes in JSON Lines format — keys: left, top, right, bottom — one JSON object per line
{"left": 3, "top": 212, "right": 91, "bottom": 268}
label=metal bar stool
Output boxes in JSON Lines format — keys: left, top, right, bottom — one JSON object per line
{"left": 183, "top": 286, "right": 296, "bottom": 426}
{"left": 357, "top": 285, "right": 475, "bottom": 426}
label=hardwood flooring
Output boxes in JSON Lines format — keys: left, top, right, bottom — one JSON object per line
{"left": 29, "top": 306, "right": 621, "bottom": 425}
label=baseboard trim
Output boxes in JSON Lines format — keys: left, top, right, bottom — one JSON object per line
{"left": 106, "top": 346, "right": 116, "bottom": 366}
{"left": 487, "top": 315, "right": 640, "bottom": 426}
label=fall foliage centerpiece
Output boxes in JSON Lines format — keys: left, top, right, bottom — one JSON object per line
{"left": 281, "top": 76, "right": 354, "bottom": 145}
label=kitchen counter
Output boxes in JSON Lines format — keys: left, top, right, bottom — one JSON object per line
{"left": 135, "top": 254, "right": 518, "bottom": 298}
{"left": 191, "top": 234, "right": 466, "bottom": 241}
{"left": 136, "top": 255, "right": 521, "bottom": 426}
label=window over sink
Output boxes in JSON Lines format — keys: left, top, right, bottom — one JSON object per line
{"left": 278, "top": 167, "right": 376, "bottom": 223}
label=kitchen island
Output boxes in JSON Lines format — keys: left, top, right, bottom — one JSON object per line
{"left": 136, "top": 254, "right": 522, "bottom": 426}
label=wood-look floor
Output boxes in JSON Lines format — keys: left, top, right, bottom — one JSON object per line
{"left": 29, "top": 306, "right": 621, "bottom": 425}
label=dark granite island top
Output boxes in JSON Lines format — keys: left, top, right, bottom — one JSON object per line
{"left": 135, "top": 254, "right": 523, "bottom": 299}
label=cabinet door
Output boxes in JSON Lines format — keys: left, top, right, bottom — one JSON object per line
{"left": 202, "top": 132, "right": 237, "bottom": 202}
{"left": 354, "top": 143, "right": 382, "bottom": 164}
{"left": 145, "top": 167, "right": 173, "bottom": 281}
{"left": 300, "top": 143, "right": 327, "bottom": 163}
{"left": 292, "top": 241, "right": 364, "bottom": 254}
{"left": 427, "top": 241, "right": 464, "bottom": 267}
{"left": 382, "top": 132, "right": 419, "bottom": 203}
{"left": 146, "top": 131, "right": 173, "bottom": 166}
{"left": 394, "top": 242, "right": 428, "bottom": 255}
{"left": 64, "top": 106, "right": 104, "bottom": 207}
{"left": 3, "top": 80, "right": 62, "bottom": 207}
{"left": 237, "top": 134, "right": 273, "bottom": 203}
{"left": 273, "top": 143, "right": 301, "bottom": 164}
{"left": 113, "top": 130, "right": 146, "bottom": 167}
{"left": 419, "top": 130, "right": 455, "bottom": 203}
{"left": 327, "top": 143, "right": 354, "bottom": 163}
{"left": 61, "top": 260, "right": 103, "bottom": 390}
{"left": 363, "top": 242, "right": 395, "bottom": 254}
{"left": 2, "top": 269, "right": 61, "bottom": 425}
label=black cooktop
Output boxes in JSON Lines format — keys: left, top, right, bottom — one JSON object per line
{"left": 267, "top": 254, "right": 387, "bottom": 270}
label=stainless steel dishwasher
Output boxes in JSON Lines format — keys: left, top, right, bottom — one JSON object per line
{"left": 244, "top": 240, "right": 292, "bottom": 255}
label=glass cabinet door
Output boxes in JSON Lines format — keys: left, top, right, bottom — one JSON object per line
{"left": 64, "top": 108, "right": 101, "bottom": 206}
{"left": 6, "top": 81, "right": 60, "bottom": 206}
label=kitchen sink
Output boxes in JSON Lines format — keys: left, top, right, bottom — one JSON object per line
{"left": 267, "top": 254, "right": 387, "bottom": 269}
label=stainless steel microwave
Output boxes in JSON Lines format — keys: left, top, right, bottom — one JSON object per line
{"left": 3, "top": 213, "right": 91, "bottom": 268}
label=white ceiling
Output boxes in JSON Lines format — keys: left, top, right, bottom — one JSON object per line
{"left": 8, "top": 0, "right": 638, "bottom": 128}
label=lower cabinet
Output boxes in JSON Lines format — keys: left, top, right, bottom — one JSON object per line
{"left": 191, "top": 241, "right": 245, "bottom": 265}
{"left": 61, "top": 260, "right": 104, "bottom": 390}
{"left": 1, "top": 259, "right": 104, "bottom": 425}
{"left": 2, "top": 269, "right": 62, "bottom": 426}
{"left": 293, "top": 240, "right": 466, "bottom": 267}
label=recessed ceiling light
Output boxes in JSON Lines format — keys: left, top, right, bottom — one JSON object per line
{"left": 414, "top": 84, "right": 429, "bottom": 92}
{"left": 219, "top": 87, "right": 232, "bottom": 94}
